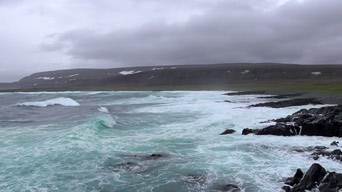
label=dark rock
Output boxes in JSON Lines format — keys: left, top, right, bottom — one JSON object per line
{"left": 285, "top": 164, "right": 342, "bottom": 192}
{"left": 331, "top": 141, "right": 339, "bottom": 146}
{"left": 216, "top": 184, "right": 240, "bottom": 192}
{"left": 249, "top": 98, "right": 322, "bottom": 108}
{"left": 224, "top": 100, "right": 232, "bottom": 103}
{"left": 285, "top": 169, "right": 304, "bottom": 186}
{"left": 245, "top": 105, "right": 342, "bottom": 137}
{"left": 313, "top": 155, "right": 319, "bottom": 160}
{"left": 318, "top": 172, "right": 342, "bottom": 191}
{"left": 242, "top": 125, "right": 300, "bottom": 136}
{"left": 289, "top": 163, "right": 326, "bottom": 191}
{"left": 242, "top": 128, "right": 255, "bottom": 135}
{"left": 311, "top": 149, "right": 342, "bottom": 162}
{"left": 292, "top": 145, "right": 341, "bottom": 162}
{"left": 224, "top": 91, "right": 265, "bottom": 96}
{"left": 220, "top": 129, "right": 236, "bottom": 135}
{"left": 146, "top": 153, "right": 165, "bottom": 160}
{"left": 282, "top": 185, "right": 291, "bottom": 192}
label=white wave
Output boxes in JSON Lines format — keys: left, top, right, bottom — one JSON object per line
{"left": 96, "top": 115, "right": 117, "bottom": 128}
{"left": 119, "top": 70, "right": 142, "bottom": 75}
{"left": 311, "top": 71, "right": 322, "bottom": 75}
{"left": 17, "top": 97, "right": 80, "bottom": 107}
{"left": 98, "top": 106, "right": 109, "bottom": 113}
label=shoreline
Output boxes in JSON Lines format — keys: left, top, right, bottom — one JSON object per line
{"left": 2, "top": 88, "right": 342, "bottom": 105}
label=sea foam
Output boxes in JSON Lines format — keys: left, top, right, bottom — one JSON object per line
{"left": 17, "top": 97, "right": 80, "bottom": 107}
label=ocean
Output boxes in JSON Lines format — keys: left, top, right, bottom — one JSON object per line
{"left": 0, "top": 91, "right": 340, "bottom": 192}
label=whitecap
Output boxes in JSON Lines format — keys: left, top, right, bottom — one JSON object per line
{"left": 17, "top": 97, "right": 80, "bottom": 107}
{"left": 98, "top": 106, "right": 109, "bottom": 113}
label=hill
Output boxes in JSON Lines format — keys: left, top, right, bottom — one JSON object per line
{"left": 1, "top": 63, "right": 342, "bottom": 93}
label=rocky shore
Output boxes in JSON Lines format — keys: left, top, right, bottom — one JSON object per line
{"left": 224, "top": 91, "right": 342, "bottom": 191}
{"left": 242, "top": 105, "right": 342, "bottom": 137}
{"left": 283, "top": 163, "right": 342, "bottom": 192}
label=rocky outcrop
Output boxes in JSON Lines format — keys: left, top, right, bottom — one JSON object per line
{"left": 243, "top": 105, "right": 342, "bottom": 137}
{"left": 224, "top": 91, "right": 266, "bottom": 96}
{"left": 258, "top": 93, "right": 303, "bottom": 99}
{"left": 249, "top": 98, "right": 322, "bottom": 108}
{"left": 283, "top": 163, "right": 342, "bottom": 192}
{"left": 311, "top": 149, "right": 342, "bottom": 162}
{"left": 242, "top": 125, "right": 300, "bottom": 136}
{"left": 220, "top": 129, "right": 236, "bottom": 135}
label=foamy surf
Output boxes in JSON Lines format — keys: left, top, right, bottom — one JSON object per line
{"left": 1, "top": 91, "right": 341, "bottom": 192}
{"left": 17, "top": 97, "right": 80, "bottom": 107}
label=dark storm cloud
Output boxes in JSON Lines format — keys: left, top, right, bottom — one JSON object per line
{"left": 43, "top": 0, "right": 342, "bottom": 67}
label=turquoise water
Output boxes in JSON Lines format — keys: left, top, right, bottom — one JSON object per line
{"left": 0, "top": 91, "right": 341, "bottom": 192}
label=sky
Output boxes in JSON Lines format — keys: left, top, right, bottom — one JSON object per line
{"left": 0, "top": 0, "right": 342, "bottom": 82}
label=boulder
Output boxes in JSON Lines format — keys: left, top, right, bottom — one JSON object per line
{"left": 318, "top": 172, "right": 342, "bottom": 191}
{"left": 331, "top": 141, "right": 339, "bottom": 146}
{"left": 284, "top": 163, "right": 342, "bottom": 192}
{"left": 220, "top": 129, "right": 236, "bottom": 135}
{"left": 285, "top": 169, "right": 304, "bottom": 186}
{"left": 289, "top": 163, "right": 326, "bottom": 191}
{"left": 216, "top": 184, "right": 241, "bottom": 192}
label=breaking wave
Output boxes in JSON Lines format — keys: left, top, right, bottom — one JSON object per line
{"left": 17, "top": 97, "right": 80, "bottom": 107}
{"left": 93, "top": 115, "right": 117, "bottom": 129}
{"left": 97, "top": 106, "right": 109, "bottom": 113}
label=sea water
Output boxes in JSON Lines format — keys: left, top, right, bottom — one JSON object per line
{"left": 0, "top": 91, "right": 340, "bottom": 192}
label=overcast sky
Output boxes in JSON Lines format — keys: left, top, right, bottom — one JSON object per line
{"left": 0, "top": 0, "right": 342, "bottom": 82}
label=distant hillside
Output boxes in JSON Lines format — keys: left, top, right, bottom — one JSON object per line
{"left": 1, "top": 63, "right": 342, "bottom": 92}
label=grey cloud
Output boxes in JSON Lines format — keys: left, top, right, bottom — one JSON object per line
{"left": 1, "top": 0, "right": 342, "bottom": 82}
{"left": 43, "top": 0, "right": 342, "bottom": 67}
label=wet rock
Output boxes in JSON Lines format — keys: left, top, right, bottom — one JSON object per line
{"left": 216, "top": 184, "right": 240, "bottom": 192}
{"left": 244, "top": 105, "right": 342, "bottom": 137}
{"left": 220, "top": 129, "right": 236, "bottom": 135}
{"left": 313, "top": 155, "right": 319, "bottom": 160}
{"left": 242, "top": 125, "right": 300, "bottom": 136}
{"left": 311, "top": 149, "right": 342, "bottom": 162}
{"left": 242, "top": 128, "right": 254, "bottom": 135}
{"left": 285, "top": 169, "right": 304, "bottom": 186}
{"left": 318, "top": 172, "right": 342, "bottom": 191}
{"left": 289, "top": 163, "right": 326, "bottom": 191}
{"left": 282, "top": 185, "right": 291, "bottom": 192}
{"left": 285, "top": 163, "right": 342, "bottom": 192}
{"left": 224, "top": 100, "right": 232, "bottom": 103}
{"left": 223, "top": 91, "right": 265, "bottom": 96}
{"left": 249, "top": 98, "right": 322, "bottom": 108}
{"left": 331, "top": 141, "right": 339, "bottom": 146}
{"left": 146, "top": 153, "right": 165, "bottom": 160}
